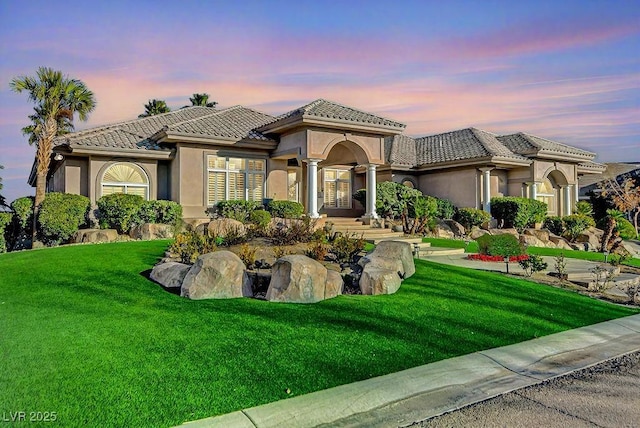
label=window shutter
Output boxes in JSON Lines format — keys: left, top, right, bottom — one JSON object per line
{"left": 208, "top": 171, "right": 225, "bottom": 204}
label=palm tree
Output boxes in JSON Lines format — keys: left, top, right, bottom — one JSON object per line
{"left": 0, "top": 164, "right": 5, "bottom": 208}
{"left": 10, "top": 67, "right": 96, "bottom": 229}
{"left": 189, "top": 93, "right": 217, "bottom": 108}
{"left": 138, "top": 99, "right": 170, "bottom": 117}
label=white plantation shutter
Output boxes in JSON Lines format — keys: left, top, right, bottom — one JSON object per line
{"left": 207, "top": 155, "right": 266, "bottom": 204}
{"left": 323, "top": 168, "right": 351, "bottom": 208}
{"left": 228, "top": 172, "right": 245, "bottom": 200}
{"left": 101, "top": 163, "right": 149, "bottom": 199}
{"left": 248, "top": 173, "right": 264, "bottom": 202}
{"left": 208, "top": 171, "right": 225, "bottom": 204}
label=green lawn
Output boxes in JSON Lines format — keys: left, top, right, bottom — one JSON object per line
{"left": 422, "top": 237, "right": 479, "bottom": 253}
{"left": 1, "top": 241, "right": 636, "bottom": 427}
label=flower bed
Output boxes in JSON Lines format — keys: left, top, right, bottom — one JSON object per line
{"left": 467, "top": 254, "right": 529, "bottom": 263}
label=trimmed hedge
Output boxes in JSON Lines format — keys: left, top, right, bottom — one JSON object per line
{"left": 476, "top": 233, "right": 524, "bottom": 257}
{"left": 249, "top": 209, "right": 272, "bottom": 229}
{"left": 38, "top": 192, "right": 90, "bottom": 245}
{"left": 616, "top": 217, "right": 637, "bottom": 240}
{"left": 97, "top": 193, "right": 145, "bottom": 233}
{"left": 11, "top": 197, "right": 33, "bottom": 230}
{"left": 216, "top": 200, "right": 260, "bottom": 222}
{"left": 435, "top": 197, "right": 456, "bottom": 220}
{"left": 0, "top": 212, "right": 11, "bottom": 253}
{"left": 491, "top": 197, "right": 547, "bottom": 231}
{"left": 266, "top": 200, "right": 304, "bottom": 219}
{"left": 138, "top": 200, "right": 182, "bottom": 226}
{"left": 543, "top": 216, "right": 564, "bottom": 236}
{"left": 454, "top": 207, "right": 490, "bottom": 230}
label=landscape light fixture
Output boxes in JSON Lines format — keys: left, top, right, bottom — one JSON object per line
{"left": 413, "top": 243, "right": 420, "bottom": 258}
{"left": 504, "top": 256, "right": 510, "bottom": 274}
{"left": 603, "top": 250, "right": 609, "bottom": 263}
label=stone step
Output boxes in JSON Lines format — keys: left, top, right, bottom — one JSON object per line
{"left": 374, "top": 237, "right": 425, "bottom": 244}
{"left": 332, "top": 225, "right": 376, "bottom": 231}
{"left": 572, "top": 273, "right": 640, "bottom": 290}
{"left": 418, "top": 247, "right": 466, "bottom": 257}
{"left": 364, "top": 233, "right": 406, "bottom": 243}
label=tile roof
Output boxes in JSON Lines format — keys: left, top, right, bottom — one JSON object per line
{"left": 497, "top": 133, "right": 595, "bottom": 158}
{"left": 162, "top": 106, "right": 275, "bottom": 141}
{"left": 414, "top": 128, "right": 528, "bottom": 166}
{"left": 55, "top": 106, "right": 276, "bottom": 152}
{"left": 268, "top": 99, "right": 406, "bottom": 130}
{"left": 384, "top": 135, "right": 416, "bottom": 166}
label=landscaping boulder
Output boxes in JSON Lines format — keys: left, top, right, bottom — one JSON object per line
{"left": 266, "top": 255, "right": 341, "bottom": 303}
{"left": 358, "top": 241, "right": 415, "bottom": 279}
{"left": 433, "top": 220, "right": 455, "bottom": 239}
{"left": 359, "top": 266, "right": 402, "bottom": 295}
{"left": 181, "top": 251, "right": 251, "bottom": 299}
{"left": 469, "top": 227, "right": 490, "bottom": 240}
{"left": 194, "top": 222, "right": 209, "bottom": 236}
{"left": 490, "top": 228, "right": 519, "bottom": 238}
{"left": 184, "top": 218, "right": 209, "bottom": 231}
{"left": 549, "top": 234, "right": 573, "bottom": 250}
{"left": 207, "top": 218, "right": 246, "bottom": 238}
{"left": 523, "top": 228, "right": 550, "bottom": 242}
{"left": 150, "top": 262, "right": 191, "bottom": 289}
{"left": 72, "top": 228, "right": 118, "bottom": 244}
{"left": 130, "top": 223, "right": 174, "bottom": 240}
{"left": 444, "top": 220, "right": 465, "bottom": 237}
{"left": 575, "top": 228, "right": 603, "bottom": 251}
{"left": 519, "top": 234, "right": 545, "bottom": 248}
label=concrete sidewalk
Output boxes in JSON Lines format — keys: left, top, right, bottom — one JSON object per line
{"left": 177, "top": 314, "right": 640, "bottom": 428}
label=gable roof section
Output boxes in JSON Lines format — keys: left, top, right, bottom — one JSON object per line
{"left": 259, "top": 99, "right": 406, "bottom": 134}
{"left": 414, "top": 128, "right": 529, "bottom": 167}
{"left": 497, "top": 133, "right": 595, "bottom": 160}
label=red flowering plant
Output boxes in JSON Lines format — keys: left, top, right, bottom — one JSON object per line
{"left": 467, "top": 254, "right": 529, "bottom": 262}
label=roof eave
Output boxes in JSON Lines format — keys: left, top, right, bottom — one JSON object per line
{"left": 534, "top": 149, "right": 595, "bottom": 162}
{"left": 157, "top": 131, "right": 278, "bottom": 149}
{"left": 69, "top": 146, "right": 174, "bottom": 159}
{"left": 259, "top": 115, "right": 405, "bottom": 136}
{"left": 415, "top": 156, "right": 531, "bottom": 171}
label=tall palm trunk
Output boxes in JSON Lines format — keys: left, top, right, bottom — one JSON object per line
{"left": 32, "top": 116, "right": 57, "bottom": 243}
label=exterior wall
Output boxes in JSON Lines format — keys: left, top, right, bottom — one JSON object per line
{"left": 507, "top": 167, "right": 532, "bottom": 197}
{"left": 307, "top": 128, "right": 385, "bottom": 165}
{"left": 276, "top": 129, "right": 308, "bottom": 159}
{"left": 91, "top": 157, "right": 158, "bottom": 204}
{"left": 417, "top": 168, "right": 479, "bottom": 208}
{"left": 266, "top": 159, "right": 288, "bottom": 201}
{"left": 48, "top": 157, "right": 90, "bottom": 196}
{"left": 532, "top": 160, "right": 576, "bottom": 185}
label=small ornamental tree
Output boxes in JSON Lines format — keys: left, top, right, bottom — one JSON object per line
{"left": 599, "top": 177, "right": 640, "bottom": 239}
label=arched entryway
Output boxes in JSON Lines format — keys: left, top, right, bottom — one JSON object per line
{"left": 536, "top": 169, "right": 572, "bottom": 216}
{"left": 304, "top": 139, "right": 382, "bottom": 219}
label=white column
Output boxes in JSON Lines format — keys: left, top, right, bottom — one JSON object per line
{"left": 564, "top": 185, "right": 573, "bottom": 215}
{"left": 365, "top": 164, "right": 378, "bottom": 219}
{"left": 479, "top": 167, "right": 493, "bottom": 214}
{"left": 530, "top": 182, "right": 538, "bottom": 200}
{"left": 574, "top": 182, "right": 580, "bottom": 204}
{"left": 305, "top": 159, "right": 320, "bottom": 218}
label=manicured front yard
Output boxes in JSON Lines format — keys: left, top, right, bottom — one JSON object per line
{"left": 1, "top": 241, "right": 636, "bottom": 427}
{"left": 422, "top": 237, "right": 479, "bottom": 253}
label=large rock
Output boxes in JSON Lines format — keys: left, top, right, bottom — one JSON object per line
{"left": 490, "top": 228, "right": 519, "bottom": 238}
{"left": 266, "top": 255, "right": 341, "bottom": 303}
{"left": 72, "top": 229, "right": 118, "bottom": 243}
{"left": 181, "top": 251, "right": 251, "bottom": 299}
{"left": 469, "top": 227, "right": 490, "bottom": 240}
{"left": 150, "top": 262, "right": 191, "bottom": 289}
{"left": 433, "top": 220, "right": 455, "bottom": 239}
{"left": 519, "top": 234, "right": 545, "bottom": 248}
{"left": 576, "top": 229, "right": 601, "bottom": 250}
{"left": 130, "top": 223, "right": 175, "bottom": 240}
{"left": 358, "top": 241, "right": 415, "bottom": 279}
{"left": 207, "top": 218, "right": 246, "bottom": 238}
{"left": 444, "top": 220, "right": 465, "bottom": 237}
{"left": 360, "top": 266, "right": 402, "bottom": 295}
{"left": 548, "top": 234, "right": 573, "bottom": 250}
{"left": 523, "top": 228, "right": 550, "bottom": 242}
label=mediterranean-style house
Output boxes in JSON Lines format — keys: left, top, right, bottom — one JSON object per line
{"left": 33, "top": 99, "right": 605, "bottom": 221}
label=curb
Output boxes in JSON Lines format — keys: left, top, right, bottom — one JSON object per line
{"left": 176, "top": 314, "right": 640, "bottom": 428}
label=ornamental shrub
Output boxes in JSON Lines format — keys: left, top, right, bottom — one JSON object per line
{"left": 169, "top": 231, "right": 218, "bottom": 264}
{"left": 266, "top": 200, "right": 303, "bottom": 219}
{"left": 562, "top": 214, "right": 595, "bottom": 242}
{"left": 573, "top": 200, "right": 594, "bottom": 217}
{"left": 0, "top": 212, "right": 11, "bottom": 253}
{"left": 97, "top": 193, "right": 144, "bottom": 233}
{"left": 216, "top": 200, "right": 260, "bottom": 223}
{"left": 491, "top": 197, "right": 547, "bottom": 231}
{"left": 330, "top": 232, "right": 366, "bottom": 264}
{"left": 38, "top": 192, "right": 90, "bottom": 245}
{"left": 11, "top": 197, "right": 33, "bottom": 230}
{"left": 435, "top": 197, "right": 456, "bottom": 220}
{"left": 518, "top": 254, "right": 548, "bottom": 277}
{"left": 138, "top": 200, "right": 183, "bottom": 225}
{"left": 455, "top": 207, "right": 490, "bottom": 230}
{"left": 476, "top": 233, "right": 524, "bottom": 257}
{"left": 543, "top": 216, "right": 564, "bottom": 236}
{"left": 615, "top": 217, "right": 636, "bottom": 240}
{"left": 249, "top": 209, "right": 272, "bottom": 229}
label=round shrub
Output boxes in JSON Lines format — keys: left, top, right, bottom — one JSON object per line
{"left": 616, "top": 217, "right": 637, "bottom": 240}
{"left": 435, "top": 197, "right": 456, "bottom": 220}
{"left": 562, "top": 214, "right": 595, "bottom": 242}
{"left": 266, "top": 200, "right": 304, "bottom": 219}
{"left": 38, "top": 192, "right": 90, "bottom": 245}
{"left": 216, "top": 200, "right": 260, "bottom": 222}
{"left": 97, "top": 193, "right": 144, "bottom": 233}
{"left": 476, "top": 233, "right": 524, "bottom": 257}
{"left": 249, "top": 209, "right": 272, "bottom": 229}
{"left": 455, "top": 207, "right": 490, "bottom": 230}
{"left": 139, "top": 200, "right": 183, "bottom": 225}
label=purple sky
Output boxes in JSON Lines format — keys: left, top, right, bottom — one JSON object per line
{"left": 1, "top": 0, "right": 639, "bottom": 203}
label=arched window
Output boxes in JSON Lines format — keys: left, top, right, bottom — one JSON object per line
{"left": 101, "top": 163, "right": 149, "bottom": 199}
{"left": 537, "top": 178, "right": 556, "bottom": 215}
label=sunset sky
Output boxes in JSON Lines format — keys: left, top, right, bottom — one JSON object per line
{"left": 1, "top": 0, "right": 638, "bottom": 202}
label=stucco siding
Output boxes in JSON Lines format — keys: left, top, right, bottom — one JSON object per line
{"left": 418, "top": 168, "right": 479, "bottom": 208}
